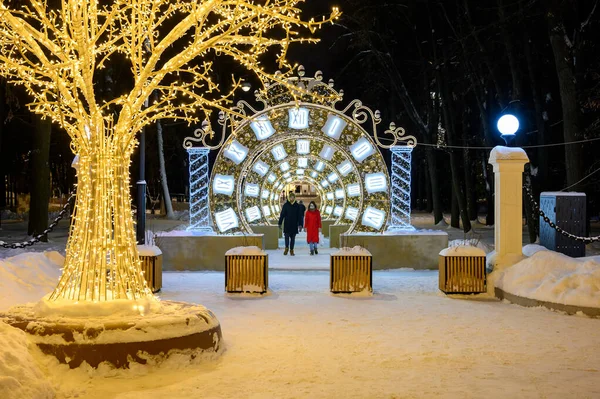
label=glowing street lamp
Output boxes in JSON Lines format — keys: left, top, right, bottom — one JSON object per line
{"left": 497, "top": 114, "right": 519, "bottom": 146}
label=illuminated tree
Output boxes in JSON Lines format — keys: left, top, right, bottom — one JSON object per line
{"left": 0, "top": 0, "right": 339, "bottom": 302}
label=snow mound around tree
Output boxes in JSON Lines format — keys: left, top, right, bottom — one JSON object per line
{"left": 0, "top": 322, "right": 54, "bottom": 399}
{"left": 0, "top": 251, "right": 64, "bottom": 311}
{"left": 491, "top": 250, "right": 600, "bottom": 308}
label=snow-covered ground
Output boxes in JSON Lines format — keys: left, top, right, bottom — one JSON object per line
{"left": 0, "top": 251, "right": 599, "bottom": 398}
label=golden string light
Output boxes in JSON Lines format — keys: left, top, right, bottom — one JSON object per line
{"left": 0, "top": 0, "right": 340, "bottom": 302}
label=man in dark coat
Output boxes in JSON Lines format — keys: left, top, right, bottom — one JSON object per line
{"left": 278, "top": 192, "right": 302, "bottom": 256}
{"left": 298, "top": 200, "right": 306, "bottom": 232}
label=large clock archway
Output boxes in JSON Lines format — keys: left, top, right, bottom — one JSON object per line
{"left": 184, "top": 68, "right": 417, "bottom": 235}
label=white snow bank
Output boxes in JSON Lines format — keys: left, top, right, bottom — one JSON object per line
{"left": 489, "top": 146, "right": 529, "bottom": 161}
{"left": 225, "top": 246, "right": 265, "bottom": 256}
{"left": 522, "top": 244, "right": 548, "bottom": 257}
{"left": 0, "top": 251, "right": 63, "bottom": 311}
{"left": 0, "top": 322, "right": 54, "bottom": 399}
{"left": 491, "top": 251, "right": 600, "bottom": 308}
{"left": 333, "top": 246, "right": 371, "bottom": 256}
{"left": 440, "top": 246, "right": 486, "bottom": 257}
{"left": 137, "top": 244, "right": 163, "bottom": 257}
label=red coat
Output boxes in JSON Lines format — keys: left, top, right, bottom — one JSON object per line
{"left": 304, "top": 210, "right": 322, "bottom": 243}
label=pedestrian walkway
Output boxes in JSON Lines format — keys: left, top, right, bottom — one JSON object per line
{"left": 268, "top": 231, "right": 332, "bottom": 270}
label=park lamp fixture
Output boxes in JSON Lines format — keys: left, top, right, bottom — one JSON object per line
{"left": 241, "top": 82, "right": 252, "bottom": 92}
{"left": 497, "top": 114, "right": 519, "bottom": 146}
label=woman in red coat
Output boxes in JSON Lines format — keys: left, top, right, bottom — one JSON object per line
{"left": 304, "top": 201, "right": 322, "bottom": 255}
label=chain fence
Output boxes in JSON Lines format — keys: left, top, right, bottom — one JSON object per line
{"left": 524, "top": 186, "right": 600, "bottom": 244}
{"left": 0, "top": 193, "right": 75, "bottom": 249}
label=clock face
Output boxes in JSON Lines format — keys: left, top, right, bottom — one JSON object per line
{"left": 207, "top": 104, "right": 391, "bottom": 234}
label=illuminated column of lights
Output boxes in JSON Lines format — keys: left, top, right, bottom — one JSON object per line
{"left": 388, "top": 146, "right": 415, "bottom": 231}
{"left": 187, "top": 148, "right": 212, "bottom": 231}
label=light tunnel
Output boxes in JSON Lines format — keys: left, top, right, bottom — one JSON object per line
{"left": 207, "top": 103, "right": 392, "bottom": 234}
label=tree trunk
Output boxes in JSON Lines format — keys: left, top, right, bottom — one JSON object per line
{"left": 28, "top": 115, "right": 52, "bottom": 240}
{"left": 546, "top": 1, "right": 584, "bottom": 189}
{"left": 481, "top": 152, "right": 495, "bottom": 226}
{"left": 154, "top": 92, "right": 175, "bottom": 219}
{"left": 50, "top": 140, "right": 150, "bottom": 301}
{"left": 451, "top": 183, "right": 460, "bottom": 229}
{"left": 425, "top": 147, "right": 443, "bottom": 224}
{"left": 498, "top": 0, "right": 524, "bottom": 101}
{"left": 461, "top": 108, "right": 477, "bottom": 221}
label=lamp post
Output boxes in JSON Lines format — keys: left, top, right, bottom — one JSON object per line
{"left": 489, "top": 114, "right": 529, "bottom": 271}
{"left": 497, "top": 114, "right": 519, "bottom": 146}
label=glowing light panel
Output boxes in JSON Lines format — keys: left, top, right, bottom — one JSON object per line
{"left": 215, "top": 208, "right": 239, "bottom": 232}
{"left": 322, "top": 114, "right": 347, "bottom": 140}
{"left": 310, "top": 171, "right": 318, "bottom": 178}
{"left": 345, "top": 207, "right": 359, "bottom": 221}
{"left": 280, "top": 162, "right": 291, "bottom": 172}
{"left": 245, "top": 206, "right": 262, "bottom": 222}
{"left": 250, "top": 115, "right": 275, "bottom": 140}
{"left": 350, "top": 138, "right": 375, "bottom": 163}
{"left": 267, "top": 173, "right": 277, "bottom": 183}
{"left": 362, "top": 207, "right": 386, "bottom": 230}
{"left": 365, "top": 172, "right": 388, "bottom": 194}
{"left": 298, "top": 157, "right": 308, "bottom": 167}
{"left": 315, "top": 161, "right": 325, "bottom": 172}
{"left": 296, "top": 169, "right": 305, "bottom": 175}
{"left": 325, "top": 206, "right": 333, "bottom": 214}
{"left": 272, "top": 144, "right": 288, "bottom": 161}
{"left": 213, "top": 174, "right": 235, "bottom": 196}
{"left": 327, "top": 172, "right": 339, "bottom": 183}
{"left": 319, "top": 145, "right": 335, "bottom": 161}
{"left": 261, "top": 190, "right": 270, "bottom": 199}
{"left": 321, "top": 180, "right": 329, "bottom": 188}
{"left": 347, "top": 183, "right": 361, "bottom": 197}
{"left": 262, "top": 205, "right": 271, "bottom": 217}
{"left": 335, "top": 188, "right": 344, "bottom": 199}
{"left": 326, "top": 192, "right": 334, "bottom": 200}
{"left": 224, "top": 140, "right": 249, "bottom": 165}
{"left": 283, "top": 172, "right": 291, "bottom": 178}
{"left": 253, "top": 161, "right": 270, "bottom": 177}
{"left": 288, "top": 107, "right": 309, "bottom": 129}
{"left": 333, "top": 206, "right": 343, "bottom": 216}
{"left": 244, "top": 183, "right": 260, "bottom": 197}
{"left": 296, "top": 140, "right": 310, "bottom": 155}
{"left": 337, "top": 161, "right": 353, "bottom": 177}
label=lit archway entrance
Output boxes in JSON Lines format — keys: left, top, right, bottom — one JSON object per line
{"left": 184, "top": 68, "right": 416, "bottom": 235}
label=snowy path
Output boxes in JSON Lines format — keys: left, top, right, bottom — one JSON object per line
{"left": 39, "top": 270, "right": 600, "bottom": 399}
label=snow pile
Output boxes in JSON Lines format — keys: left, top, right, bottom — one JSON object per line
{"left": 333, "top": 246, "right": 371, "bottom": 256}
{"left": 0, "top": 322, "right": 54, "bottom": 399}
{"left": 448, "top": 239, "right": 492, "bottom": 254}
{"left": 225, "top": 246, "right": 265, "bottom": 256}
{"left": 522, "top": 244, "right": 548, "bottom": 257}
{"left": 138, "top": 244, "right": 163, "bottom": 257}
{"left": 489, "top": 146, "right": 528, "bottom": 160}
{"left": 0, "top": 251, "right": 63, "bottom": 311}
{"left": 439, "top": 246, "right": 485, "bottom": 257}
{"left": 492, "top": 250, "right": 600, "bottom": 308}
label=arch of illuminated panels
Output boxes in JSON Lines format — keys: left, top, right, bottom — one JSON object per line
{"left": 209, "top": 101, "right": 391, "bottom": 235}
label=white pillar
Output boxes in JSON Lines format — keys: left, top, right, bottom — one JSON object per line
{"left": 388, "top": 145, "right": 414, "bottom": 231}
{"left": 187, "top": 147, "right": 212, "bottom": 232}
{"left": 488, "top": 146, "right": 529, "bottom": 269}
